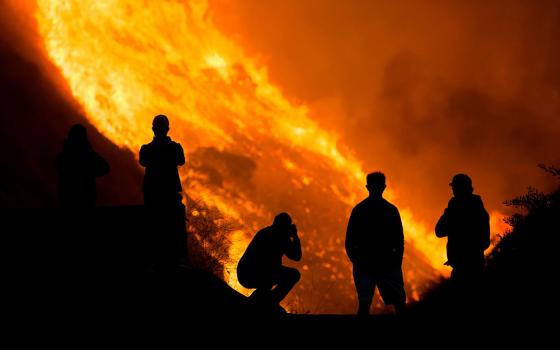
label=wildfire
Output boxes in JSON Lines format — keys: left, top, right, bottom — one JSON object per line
{"left": 34, "top": 0, "right": 505, "bottom": 312}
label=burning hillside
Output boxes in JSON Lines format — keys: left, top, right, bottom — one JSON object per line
{"left": 32, "top": 0, "right": 450, "bottom": 312}
{"left": 4, "top": 0, "right": 555, "bottom": 313}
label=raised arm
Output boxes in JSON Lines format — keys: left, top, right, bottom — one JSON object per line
{"left": 285, "top": 229, "right": 302, "bottom": 262}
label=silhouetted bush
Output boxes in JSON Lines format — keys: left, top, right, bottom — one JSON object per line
{"left": 415, "top": 165, "right": 559, "bottom": 321}
{"left": 185, "top": 196, "right": 236, "bottom": 279}
{"left": 486, "top": 165, "right": 559, "bottom": 282}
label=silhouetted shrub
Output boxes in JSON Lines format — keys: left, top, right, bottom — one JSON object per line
{"left": 416, "top": 165, "right": 559, "bottom": 321}
{"left": 185, "top": 196, "right": 237, "bottom": 278}
{"left": 489, "top": 165, "right": 559, "bottom": 266}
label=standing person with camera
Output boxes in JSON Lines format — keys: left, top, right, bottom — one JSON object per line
{"left": 237, "top": 212, "right": 302, "bottom": 314}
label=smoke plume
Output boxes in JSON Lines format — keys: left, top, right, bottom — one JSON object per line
{"left": 210, "top": 0, "right": 560, "bottom": 225}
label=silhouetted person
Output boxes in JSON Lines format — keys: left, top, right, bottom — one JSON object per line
{"left": 237, "top": 212, "right": 302, "bottom": 314}
{"left": 436, "top": 174, "right": 490, "bottom": 288}
{"left": 346, "top": 172, "right": 406, "bottom": 316}
{"left": 140, "top": 115, "right": 187, "bottom": 271}
{"left": 56, "top": 124, "right": 109, "bottom": 207}
{"left": 139, "top": 114, "right": 185, "bottom": 207}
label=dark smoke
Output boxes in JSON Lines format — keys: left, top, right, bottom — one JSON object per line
{"left": 210, "top": 0, "right": 560, "bottom": 227}
{"left": 189, "top": 147, "right": 257, "bottom": 190}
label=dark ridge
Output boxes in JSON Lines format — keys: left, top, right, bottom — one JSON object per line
{"left": 0, "top": 34, "right": 142, "bottom": 208}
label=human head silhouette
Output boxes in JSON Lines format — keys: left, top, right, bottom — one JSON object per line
{"left": 366, "top": 171, "right": 386, "bottom": 198}
{"left": 152, "top": 114, "right": 170, "bottom": 138}
{"left": 449, "top": 173, "right": 473, "bottom": 198}
{"left": 273, "top": 212, "right": 296, "bottom": 237}
{"left": 65, "top": 123, "right": 89, "bottom": 148}
{"left": 273, "top": 212, "right": 292, "bottom": 227}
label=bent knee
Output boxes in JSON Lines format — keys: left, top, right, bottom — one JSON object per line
{"left": 284, "top": 267, "right": 301, "bottom": 283}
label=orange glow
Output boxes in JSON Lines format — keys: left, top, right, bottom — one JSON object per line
{"left": 35, "top": 0, "right": 507, "bottom": 312}
{"left": 489, "top": 211, "right": 510, "bottom": 250}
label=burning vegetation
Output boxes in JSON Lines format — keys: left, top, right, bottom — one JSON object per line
{"left": 13, "top": 0, "right": 555, "bottom": 313}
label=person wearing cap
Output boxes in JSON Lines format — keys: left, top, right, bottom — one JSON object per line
{"left": 345, "top": 172, "right": 406, "bottom": 316}
{"left": 237, "top": 212, "right": 302, "bottom": 313}
{"left": 139, "top": 114, "right": 185, "bottom": 206}
{"left": 436, "top": 173, "right": 490, "bottom": 285}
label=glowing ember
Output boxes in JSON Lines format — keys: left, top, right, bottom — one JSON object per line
{"left": 35, "top": 0, "right": 505, "bottom": 312}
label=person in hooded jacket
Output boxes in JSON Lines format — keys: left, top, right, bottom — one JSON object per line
{"left": 436, "top": 173, "right": 490, "bottom": 285}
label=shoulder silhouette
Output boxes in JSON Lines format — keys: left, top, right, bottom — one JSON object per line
{"left": 345, "top": 172, "right": 406, "bottom": 316}
{"left": 237, "top": 212, "right": 302, "bottom": 315}
{"left": 56, "top": 124, "right": 109, "bottom": 207}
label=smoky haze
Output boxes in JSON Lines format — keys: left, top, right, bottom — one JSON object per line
{"left": 210, "top": 0, "right": 560, "bottom": 226}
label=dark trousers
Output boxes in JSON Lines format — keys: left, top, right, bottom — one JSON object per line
{"left": 353, "top": 265, "right": 406, "bottom": 315}
{"left": 450, "top": 262, "right": 485, "bottom": 311}
{"left": 248, "top": 266, "right": 301, "bottom": 304}
{"left": 144, "top": 197, "right": 188, "bottom": 271}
